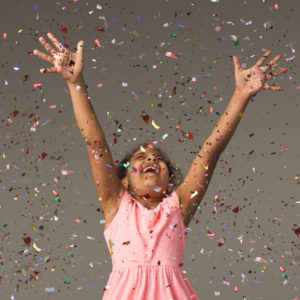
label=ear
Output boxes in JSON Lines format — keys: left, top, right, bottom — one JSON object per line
{"left": 121, "top": 176, "right": 129, "bottom": 188}
{"left": 167, "top": 182, "right": 173, "bottom": 193}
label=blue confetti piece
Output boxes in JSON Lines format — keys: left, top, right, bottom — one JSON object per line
{"left": 131, "top": 90, "right": 138, "bottom": 99}
{"left": 106, "top": 164, "right": 112, "bottom": 168}
{"left": 178, "top": 24, "right": 185, "bottom": 27}
{"left": 34, "top": 4, "right": 39, "bottom": 11}
{"left": 42, "top": 120, "right": 50, "bottom": 126}
{"left": 254, "top": 280, "right": 262, "bottom": 284}
{"left": 137, "top": 16, "right": 141, "bottom": 21}
{"left": 45, "top": 287, "right": 56, "bottom": 292}
{"left": 112, "top": 17, "right": 117, "bottom": 22}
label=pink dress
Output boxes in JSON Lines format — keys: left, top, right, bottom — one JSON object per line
{"left": 103, "top": 189, "right": 199, "bottom": 300}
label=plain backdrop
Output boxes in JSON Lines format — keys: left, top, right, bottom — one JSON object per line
{"left": 0, "top": 0, "right": 299, "bottom": 299}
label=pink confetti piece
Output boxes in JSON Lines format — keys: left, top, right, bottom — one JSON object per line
{"left": 165, "top": 51, "right": 178, "bottom": 59}
{"left": 94, "top": 38, "right": 101, "bottom": 48}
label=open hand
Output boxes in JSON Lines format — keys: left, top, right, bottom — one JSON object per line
{"left": 233, "top": 50, "right": 288, "bottom": 97}
{"left": 33, "top": 32, "right": 84, "bottom": 83}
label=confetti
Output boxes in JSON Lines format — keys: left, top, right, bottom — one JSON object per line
{"left": 165, "top": 51, "right": 178, "bottom": 59}
{"left": 151, "top": 120, "right": 160, "bottom": 130}
{"left": 33, "top": 242, "right": 42, "bottom": 253}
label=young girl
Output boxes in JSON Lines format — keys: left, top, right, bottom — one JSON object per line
{"left": 33, "top": 33, "right": 287, "bottom": 300}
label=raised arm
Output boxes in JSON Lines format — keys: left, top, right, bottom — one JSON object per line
{"left": 176, "top": 50, "right": 287, "bottom": 227}
{"left": 67, "top": 74, "right": 124, "bottom": 210}
{"left": 33, "top": 33, "right": 124, "bottom": 212}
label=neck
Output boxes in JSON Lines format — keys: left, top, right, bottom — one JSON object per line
{"left": 128, "top": 188, "right": 164, "bottom": 208}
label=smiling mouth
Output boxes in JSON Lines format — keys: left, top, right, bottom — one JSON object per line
{"left": 141, "top": 167, "right": 159, "bottom": 174}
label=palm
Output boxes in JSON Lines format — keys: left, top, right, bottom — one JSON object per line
{"left": 53, "top": 50, "right": 81, "bottom": 81}
{"left": 233, "top": 50, "right": 287, "bottom": 97}
{"left": 235, "top": 65, "right": 265, "bottom": 95}
{"left": 33, "top": 32, "right": 84, "bottom": 83}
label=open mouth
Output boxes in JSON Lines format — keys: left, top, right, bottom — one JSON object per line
{"left": 141, "top": 166, "right": 159, "bottom": 174}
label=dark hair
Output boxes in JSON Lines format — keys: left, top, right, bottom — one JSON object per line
{"left": 116, "top": 142, "right": 183, "bottom": 194}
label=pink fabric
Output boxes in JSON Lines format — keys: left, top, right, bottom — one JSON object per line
{"left": 103, "top": 189, "right": 199, "bottom": 300}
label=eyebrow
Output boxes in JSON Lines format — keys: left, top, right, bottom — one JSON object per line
{"left": 133, "top": 152, "right": 164, "bottom": 160}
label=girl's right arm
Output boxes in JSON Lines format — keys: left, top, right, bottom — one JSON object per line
{"left": 33, "top": 33, "right": 125, "bottom": 212}
{"left": 67, "top": 73, "right": 125, "bottom": 212}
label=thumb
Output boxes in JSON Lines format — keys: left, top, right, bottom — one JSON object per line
{"left": 75, "top": 40, "right": 84, "bottom": 63}
{"left": 233, "top": 55, "right": 241, "bottom": 72}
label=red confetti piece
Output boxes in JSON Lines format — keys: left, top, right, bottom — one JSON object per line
{"left": 206, "top": 231, "right": 216, "bottom": 237}
{"left": 141, "top": 114, "right": 150, "bottom": 124}
{"left": 13, "top": 110, "right": 19, "bottom": 117}
{"left": 233, "top": 206, "right": 239, "bottom": 213}
{"left": 292, "top": 227, "right": 300, "bottom": 237}
{"left": 22, "top": 236, "right": 31, "bottom": 247}
{"left": 23, "top": 74, "right": 29, "bottom": 82}
{"left": 61, "top": 27, "right": 68, "bottom": 33}
{"left": 153, "top": 214, "right": 161, "bottom": 226}
{"left": 41, "top": 152, "right": 47, "bottom": 160}
{"left": 33, "top": 83, "right": 42, "bottom": 88}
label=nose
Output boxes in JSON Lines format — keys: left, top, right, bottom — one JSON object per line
{"left": 147, "top": 156, "right": 157, "bottom": 162}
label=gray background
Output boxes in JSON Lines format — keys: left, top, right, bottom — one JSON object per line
{"left": 0, "top": 0, "right": 299, "bottom": 299}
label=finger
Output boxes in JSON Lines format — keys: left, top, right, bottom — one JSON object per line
{"left": 255, "top": 49, "right": 272, "bottom": 67}
{"left": 47, "top": 32, "right": 65, "bottom": 52}
{"left": 75, "top": 40, "right": 84, "bottom": 66}
{"left": 33, "top": 49, "right": 54, "bottom": 64}
{"left": 38, "top": 37, "right": 56, "bottom": 55}
{"left": 40, "top": 67, "right": 57, "bottom": 74}
{"left": 267, "top": 68, "right": 288, "bottom": 78}
{"left": 264, "top": 83, "right": 283, "bottom": 91}
{"left": 233, "top": 56, "right": 241, "bottom": 72}
{"left": 264, "top": 54, "right": 282, "bottom": 72}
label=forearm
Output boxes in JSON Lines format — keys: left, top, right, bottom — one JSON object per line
{"left": 203, "top": 88, "right": 251, "bottom": 156}
{"left": 67, "top": 74, "right": 105, "bottom": 144}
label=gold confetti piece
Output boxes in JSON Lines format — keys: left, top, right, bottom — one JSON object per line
{"left": 18, "top": 29, "right": 23, "bottom": 33}
{"left": 33, "top": 242, "right": 42, "bottom": 252}
{"left": 140, "top": 146, "right": 146, "bottom": 152}
{"left": 109, "top": 239, "right": 114, "bottom": 256}
{"left": 151, "top": 120, "right": 160, "bottom": 130}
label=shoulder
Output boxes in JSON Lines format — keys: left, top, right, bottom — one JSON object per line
{"left": 164, "top": 189, "right": 181, "bottom": 208}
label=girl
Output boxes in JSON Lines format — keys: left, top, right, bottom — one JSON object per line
{"left": 33, "top": 33, "right": 287, "bottom": 300}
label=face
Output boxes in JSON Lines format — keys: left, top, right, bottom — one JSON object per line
{"left": 122, "top": 147, "right": 170, "bottom": 199}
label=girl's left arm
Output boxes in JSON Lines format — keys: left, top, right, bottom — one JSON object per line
{"left": 176, "top": 50, "right": 287, "bottom": 226}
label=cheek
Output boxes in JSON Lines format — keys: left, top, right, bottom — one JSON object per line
{"left": 131, "top": 166, "right": 138, "bottom": 173}
{"left": 161, "top": 166, "right": 169, "bottom": 176}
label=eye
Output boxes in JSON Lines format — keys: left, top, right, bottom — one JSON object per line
{"left": 137, "top": 155, "right": 146, "bottom": 160}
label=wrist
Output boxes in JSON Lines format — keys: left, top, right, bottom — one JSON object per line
{"left": 234, "top": 87, "right": 252, "bottom": 100}
{"left": 66, "top": 73, "right": 85, "bottom": 86}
